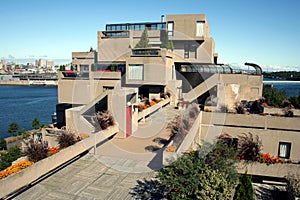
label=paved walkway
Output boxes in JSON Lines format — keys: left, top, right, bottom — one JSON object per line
{"left": 14, "top": 105, "right": 180, "bottom": 199}
{"left": 15, "top": 154, "right": 155, "bottom": 200}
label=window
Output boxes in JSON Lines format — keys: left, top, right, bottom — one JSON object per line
{"left": 184, "top": 44, "right": 189, "bottom": 58}
{"left": 80, "top": 65, "right": 89, "bottom": 72}
{"left": 196, "top": 21, "right": 205, "bottom": 37}
{"left": 184, "top": 44, "right": 198, "bottom": 59}
{"left": 103, "top": 86, "right": 114, "bottom": 92}
{"left": 128, "top": 64, "right": 144, "bottom": 80}
{"left": 278, "top": 142, "right": 292, "bottom": 159}
{"left": 167, "top": 21, "right": 174, "bottom": 36}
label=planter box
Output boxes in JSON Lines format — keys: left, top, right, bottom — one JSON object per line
{"left": 236, "top": 161, "right": 300, "bottom": 178}
{"left": 0, "top": 125, "right": 119, "bottom": 199}
{"left": 163, "top": 112, "right": 201, "bottom": 166}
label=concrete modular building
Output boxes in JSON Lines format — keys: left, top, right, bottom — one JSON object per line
{"left": 57, "top": 14, "right": 263, "bottom": 135}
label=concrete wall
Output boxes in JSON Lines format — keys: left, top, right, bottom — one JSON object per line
{"left": 218, "top": 74, "right": 263, "bottom": 109}
{"left": 58, "top": 72, "right": 121, "bottom": 104}
{"left": 166, "top": 14, "right": 209, "bottom": 40}
{"left": 125, "top": 49, "right": 174, "bottom": 86}
{"left": 72, "top": 52, "right": 96, "bottom": 71}
{"left": 199, "top": 112, "right": 300, "bottom": 161}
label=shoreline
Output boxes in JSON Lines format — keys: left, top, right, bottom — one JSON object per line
{"left": 0, "top": 80, "right": 58, "bottom": 86}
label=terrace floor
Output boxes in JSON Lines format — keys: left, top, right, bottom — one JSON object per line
{"left": 14, "top": 105, "right": 180, "bottom": 199}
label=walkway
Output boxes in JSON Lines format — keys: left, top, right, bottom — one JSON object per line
{"left": 15, "top": 153, "right": 154, "bottom": 200}
{"left": 14, "top": 105, "right": 180, "bottom": 199}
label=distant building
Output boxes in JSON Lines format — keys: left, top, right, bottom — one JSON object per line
{"left": 46, "top": 60, "right": 54, "bottom": 67}
{"left": 35, "top": 58, "right": 45, "bottom": 67}
{"left": 1, "top": 59, "right": 6, "bottom": 65}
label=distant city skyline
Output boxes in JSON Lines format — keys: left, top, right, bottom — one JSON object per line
{"left": 1, "top": 0, "right": 299, "bottom": 71}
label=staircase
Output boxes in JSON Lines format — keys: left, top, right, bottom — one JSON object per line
{"left": 183, "top": 73, "right": 219, "bottom": 102}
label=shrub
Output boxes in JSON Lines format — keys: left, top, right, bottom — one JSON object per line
{"left": 0, "top": 146, "right": 24, "bottom": 171}
{"left": 8, "top": 122, "right": 19, "bottom": 136}
{"left": 96, "top": 110, "right": 114, "bottom": 131}
{"left": 238, "top": 133, "right": 262, "bottom": 161}
{"left": 158, "top": 142, "right": 239, "bottom": 199}
{"left": 263, "top": 85, "right": 287, "bottom": 107}
{"left": 235, "top": 103, "right": 246, "bottom": 114}
{"left": 286, "top": 173, "right": 300, "bottom": 199}
{"left": 233, "top": 172, "right": 254, "bottom": 200}
{"left": 58, "top": 132, "right": 77, "bottom": 149}
{"left": 0, "top": 138, "right": 7, "bottom": 150}
{"left": 32, "top": 117, "right": 40, "bottom": 129}
{"left": 25, "top": 139, "right": 48, "bottom": 162}
{"left": 167, "top": 103, "right": 200, "bottom": 147}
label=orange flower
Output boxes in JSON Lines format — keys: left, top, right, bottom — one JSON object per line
{"left": 166, "top": 146, "right": 177, "bottom": 152}
{"left": 0, "top": 171, "right": 8, "bottom": 179}
{"left": 150, "top": 101, "right": 156, "bottom": 106}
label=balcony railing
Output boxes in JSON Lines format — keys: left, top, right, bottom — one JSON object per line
{"left": 131, "top": 48, "right": 161, "bottom": 57}
{"left": 102, "top": 30, "right": 129, "bottom": 38}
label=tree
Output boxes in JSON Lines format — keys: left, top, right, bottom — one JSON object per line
{"left": 19, "top": 128, "right": 30, "bottom": 139}
{"left": 32, "top": 118, "right": 40, "bottom": 129}
{"left": 156, "top": 142, "right": 239, "bottom": 199}
{"left": 0, "top": 146, "right": 23, "bottom": 170}
{"left": 59, "top": 65, "right": 66, "bottom": 71}
{"left": 161, "top": 31, "right": 174, "bottom": 51}
{"left": 263, "top": 85, "right": 287, "bottom": 107}
{"left": 0, "top": 138, "right": 7, "bottom": 150}
{"left": 135, "top": 28, "right": 151, "bottom": 48}
{"left": 8, "top": 122, "right": 19, "bottom": 136}
{"left": 233, "top": 173, "right": 254, "bottom": 200}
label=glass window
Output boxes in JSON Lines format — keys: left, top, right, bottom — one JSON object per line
{"left": 167, "top": 21, "right": 174, "bottom": 36}
{"left": 184, "top": 44, "right": 189, "bottom": 59}
{"left": 278, "top": 142, "right": 292, "bottom": 159}
{"left": 128, "top": 64, "right": 144, "bottom": 80}
{"left": 151, "top": 24, "right": 157, "bottom": 30}
{"left": 134, "top": 24, "right": 140, "bottom": 30}
{"left": 140, "top": 24, "right": 145, "bottom": 30}
{"left": 80, "top": 65, "right": 89, "bottom": 72}
{"left": 106, "top": 25, "right": 111, "bottom": 31}
{"left": 196, "top": 21, "right": 205, "bottom": 37}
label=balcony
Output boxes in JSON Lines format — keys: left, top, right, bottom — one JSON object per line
{"left": 101, "top": 30, "right": 129, "bottom": 38}
{"left": 91, "top": 71, "right": 121, "bottom": 80}
{"left": 131, "top": 48, "right": 161, "bottom": 57}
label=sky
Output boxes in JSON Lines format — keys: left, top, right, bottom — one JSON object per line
{"left": 0, "top": 0, "right": 300, "bottom": 71}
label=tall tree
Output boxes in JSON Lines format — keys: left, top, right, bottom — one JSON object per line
{"left": 8, "top": 122, "right": 19, "bottom": 136}
{"left": 32, "top": 118, "right": 40, "bottom": 129}
{"left": 135, "top": 28, "right": 151, "bottom": 48}
{"left": 161, "top": 31, "right": 174, "bottom": 51}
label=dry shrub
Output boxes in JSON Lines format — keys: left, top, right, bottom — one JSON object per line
{"left": 96, "top": 110, "right": 114, "bottom": 131}
{"left": 25, "top": 139, "right": 48, "bottom": 162}
{"left": 58, "top": 131, "right": 77, "bottom": 149}
{"left": 238, "top": 133, "right": 262, "bottom": 161}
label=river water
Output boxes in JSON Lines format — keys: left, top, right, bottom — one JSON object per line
{"left": 0, "top": 86, "right": 57, "bottom": 138}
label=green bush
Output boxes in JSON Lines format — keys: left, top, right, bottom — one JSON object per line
{"left": 32, "top": 118, "right": 40, "bottom": 129}
{"left": 0, "top": 146, "right": 24, "bottom": 170}
{"left": 157, "top": 142, "right": 239, "bottom": 199}
{"left": 8, "top": 122, "right": 19, "bottom": 136}
{"left": 286, "top": 173, "right": 300, "bottom": 199}
{"left": 263, "top": 86, "right": 287, "bottom": 107}
{"left": 0, "top": 138, "right": 7, "bottom": 150}
{"left": 233, "top": 173, "right": 254, "bottom": 200}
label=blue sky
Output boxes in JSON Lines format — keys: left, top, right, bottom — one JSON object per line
{"left": 1, "top": 0, "right": 300, "bottom": 71}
